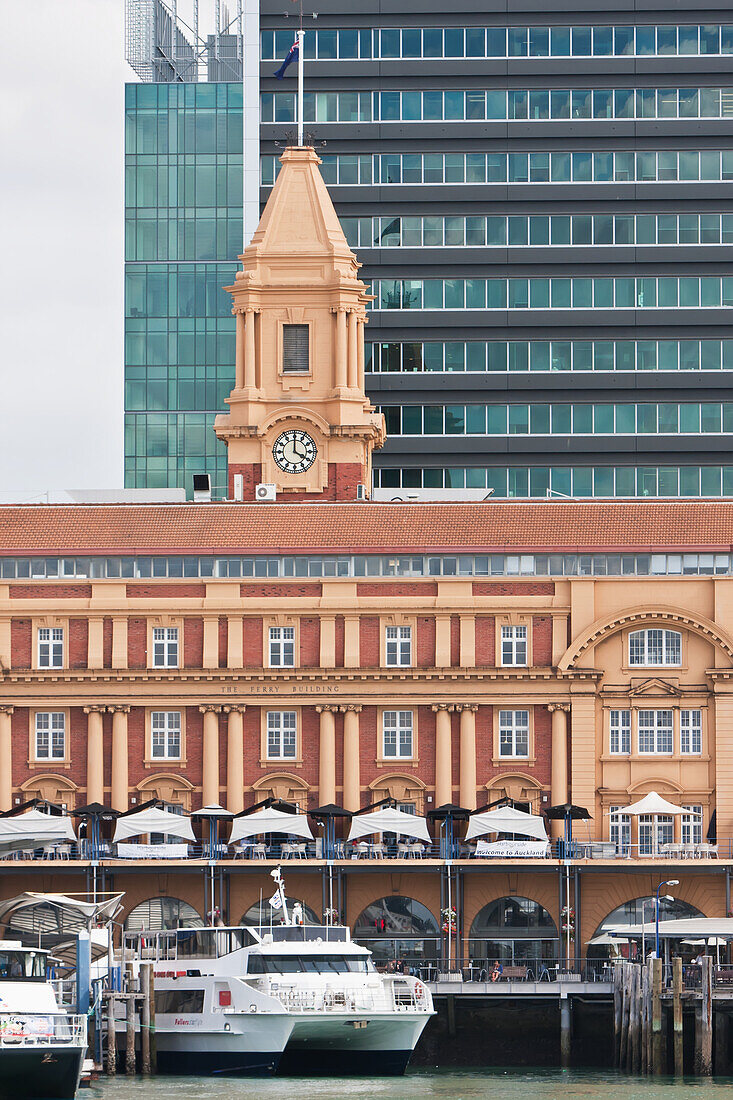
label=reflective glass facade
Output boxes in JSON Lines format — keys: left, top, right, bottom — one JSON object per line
{"left": 126, "top": 0, "right": 733, "bottom": 498}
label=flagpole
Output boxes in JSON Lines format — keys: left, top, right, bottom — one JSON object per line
{"left": 296, "top": 29, "right": 304, "bottom": 146}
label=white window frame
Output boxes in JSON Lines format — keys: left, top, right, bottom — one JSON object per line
{"left": 151, "top": 711, "right": 182, "bottom": 759}
{"left": 682, "top": 805, "right": 703, "bottom": 845}
{"left": 609, "top": 805, "right": 631, "bottom": 855}
{"left": 639, "top": 813, "right": 674, "bottom": 855}
{"left": 152, "top": 626, "right": 179, "bottom": 668}
{"left": 498, "top": 709, "right": 530, "bottom": 757}
{"left": 628, "top": 628, "right": 681, "bottom": 666}
{"left": 500, "top": 624, "right": 527, "bottom": 666}
{"left": 268, "top": 626, "right": 295, "bottom": 668}
{"left": 385, "top": 625, "right": 412, "bottom": 666}
{"left": 637, "top": 708, "right": 673, "bottom": 754}
{"left": 382, "top": 710, "right": 414, "bottom": 758}
{"left": 267, "top": 710, "right": 297, "bottom": 759}
{"left": 680, "top": 709, "right": 702, "bottom": 754}
{"left": 609, "top": 709, "right": 631, "bottom": 754}
{"left": 37, "top": 627, "right": 64, "bottom": 669}
{"left": 35, "top": 711, "right": 65, "bottom": 760}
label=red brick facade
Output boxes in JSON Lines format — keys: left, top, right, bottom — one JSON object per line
{"left": 227, "top": 463, "right": 365, "bottom": 502}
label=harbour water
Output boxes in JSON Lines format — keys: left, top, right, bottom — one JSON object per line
{"left": 90, "top": 1070, "right": 733, "bottom": 1100}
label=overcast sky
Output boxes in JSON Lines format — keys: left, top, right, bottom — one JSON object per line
{"left": 0, "top": 1, "right": 130, "bottom": 493}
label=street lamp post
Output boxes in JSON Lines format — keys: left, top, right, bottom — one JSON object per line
{"left": 656, "top": 879, "right": 679, "bottom": 960}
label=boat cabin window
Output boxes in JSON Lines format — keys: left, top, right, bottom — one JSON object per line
{"left": 174, "top": 929, "right": 253, "bottom": 958}
{"left": 155, "top": 989, "right": 204, "bottom": 1014}
{"left": 247, "top": 954, "right": 374, "bottom": 975}
{"left": 0, "top": 951, "right": 46, "bottom": 981}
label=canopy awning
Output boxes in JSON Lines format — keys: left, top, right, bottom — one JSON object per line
{"left": 465, "top": 806, "right": 548, "bottom": 842}
{"left": 622, "top": 792, "right": 685, "bottom": 816}
{"left": 0, "top": 891, "right": 124, "bottom": 929}
{"left": 347, "top": 807, "right": 431, "bottom": 843}
{"left": 608, "top": 918, "right": 733, "bottom": 940}
{"left": 586, "top": 933, "right": 630, "bottom": 946}
{"left": 0, "top": 809, "right": 77, "bottom": 854}
{"left": 112, "top": 806, "right": 195, "bottom": 843}
{"left": 229, "top": 807, "right": 314, "bottom": 843}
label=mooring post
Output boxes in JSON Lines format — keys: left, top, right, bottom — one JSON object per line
{"left": 652, "top": 956, "right": 663, "bottom": 1075}
{"left": 613, "top": 964, "right": 622, "bottom": 1067}
{"left": 630, "top": 963, "right": 641, "bottom": 1073}
{"left": 140, "top": 962, "right": 151, "bottom": 1076}
{"left": 125, "top": 963, "right": 136, "bottom": 1076}
{"left": 620, "top": 963, "right": 631, "bottom": 1071}
{"left": 700, "top": 955, "right": 713, "bottom": 1075}
{"left": 673, "top": 956, "right": 683, "bottom": 1076}
{"left": 560, "top": 996, "right": 571, "bottom": 1068}
{"left": 105, "top": 993, "right": 117, "bottom": 1077}
{"left": 148, "top": 961, "right": 157, "bottom": 1075}
{"left": 715, "top": 1009, "right": 727, "bottom": 1076}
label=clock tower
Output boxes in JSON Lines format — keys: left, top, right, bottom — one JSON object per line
{"left": 214, "top": 145, "right": 385, "bottom": 501}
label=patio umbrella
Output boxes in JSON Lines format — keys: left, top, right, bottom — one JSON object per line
{"left": 0, "top": 809, "right": 77, "bottom": 856}
{"left": 112, "top": 806, "right": 195, "bottom": 843}
{"left": 622, "top": 791, "right": 685, "bottom": 816}
{"left": 545, "top": 803, "right": 592, "bottom": 852}
{"left": 348, "top": 807, "right": 430, "bottom": 843}
{"left": 427, "top": 804, "right": 470, "bottom": 857}
{"left": 309, "top": 804, "right": 352, "bottom": 858}
{"left": 229, "top": 807, "right": 314, "bottom": 844}
{"left": 191, "top": 804, "right": 234, "bottom": 853}
{"left": 465, "top": 806, "right": 548, "bottom": 842}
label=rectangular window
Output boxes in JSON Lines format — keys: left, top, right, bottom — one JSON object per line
{"left": 610, "top": 806, "right": 631, "bottom": 854}
{"left": 385, "top": 625, "right": 412, "bottom": 666}
{"left": 152, "top": 626, "right": 178, "bottom": 668}
{"left": 637, "top": 709, "right": 673, "bottom": 753}
{"left": 151, "top": 711, "right": 182, "bottom": 759}
{"left": 639, "top": 814, "right": 674, "bottom": 855}
{"left": 267, "top": 710, "right": 297, "bottom": 758}
{"left": 282, "top": 324, "right": 309, "bottom": 373}
{"left": 682, "top": 805, "right": 703, "bottom": 845}
{"left": 500, "top": 624, "right": 527, "bottom": 666}
{"left": 680, "top": 709, "right": 702, "bottom": 753}
{"left": 37, "top": 627, "right": 64, "bottom": 668}
{"left": 35, "top": 712, "right": 65, "bottom": 760}
{"left": 382, "top": 709, "right": 413, "bottom": 758}
{"left": 628, "top": 628, "right": 681, "bottom": 665}
{"left": 499, "top": 709, "right": 529, "bottom": 757}
{"left": 269, "top": 626, "right": 295, "bottom": 667}
{"left": 610, "top": 709, "right": 631, "bottom": 754}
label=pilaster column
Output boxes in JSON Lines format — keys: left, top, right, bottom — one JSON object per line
{"left": 458, "top": 704, "right": 478, "bottom": 810}
{"left": 547, "top": 704, "right": 570, "bottom": 839}
{"left": 83, "top": 706, "right": 106, "bottom": 806}
{"left": 199, "top": 705, "right": 223, "bottom": 807}
{"left": 0, "top": 707, "right": 14, "bottom": 812}
{"left": 224, "top": 705, "right": 246, "bottom": 814}
{"left": 108, "top": 706, "right": 130, "bottom": 813}
{"left": 316, "top": 704, "right": 338, "bottom": 806}
{"left": 356, "top": 318, "right": 365, "bottom": 389}
{"left": 432, "top": 704, "right": 454, "bottom": 808}
{"left": 244, "top": 308, "right": 257, "bottom": 388}
{"left": 235, "top": 310, "right": 245, "bottom": 389}
{"left": 347, "top": 311, "right": 359, "bottom": 389}
{"left": 340, "top": 704, "right": 362, "bottom": 812}
{"left": 334, "top": 307, "right": 348, "bottom": 391}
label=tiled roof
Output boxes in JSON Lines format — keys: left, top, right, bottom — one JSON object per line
{"left": 0, "top": 501, "right": 733, "bottom": 555}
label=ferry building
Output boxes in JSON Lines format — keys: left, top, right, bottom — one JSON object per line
{"left": 2, "top": 147, "right": 733, "bottom": 973}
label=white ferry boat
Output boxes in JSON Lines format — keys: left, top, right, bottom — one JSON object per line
{"left": 0, "top": 941, "right": 86, "bottom": 1100}
{"left": 123, "top": 873, "right": 433, "bottom": 1076}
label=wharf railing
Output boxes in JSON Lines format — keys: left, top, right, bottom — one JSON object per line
{"left": 404, "top": 957, "right": 612, "bottom": 984}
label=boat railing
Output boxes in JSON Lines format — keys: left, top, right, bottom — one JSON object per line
{"left": 0, "top": 1012, "right": 86, "bottom": 1047}
{"left": 254, "top": 976, "right": 428, "bottom": 1013}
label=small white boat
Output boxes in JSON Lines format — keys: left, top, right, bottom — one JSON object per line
{"left": 0, "top": 941, "right": 86, "bottom": 1100}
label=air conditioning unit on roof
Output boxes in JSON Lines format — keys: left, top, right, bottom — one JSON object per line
{"left": 255, "top": 483, "right": 277, "bottom": 502}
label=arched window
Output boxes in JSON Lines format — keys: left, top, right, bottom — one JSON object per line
{"left": 353, "top": 896, "right": 439, "bottom": 967}
{"left": 628, "top": 628, "right": 681, "bottom": 666}
{"left": 589, "top": 895, "right": 704, "bottom": 960}
{"left": 125, "top": 897, "right": 203, "bottom": 932}
{"left": 469, "top": 896, "right": 558, "bottom": 969}
{"left": 240, "top": 898, "right": 320, "bottom": 928}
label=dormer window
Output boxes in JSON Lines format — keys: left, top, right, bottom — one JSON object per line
{"left": 283, "top": 325, "right": 309, "bottom": 373}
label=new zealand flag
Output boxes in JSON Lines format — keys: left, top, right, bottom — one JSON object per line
{"left": 274, "top": 38, "right": 299, "bottom": 79}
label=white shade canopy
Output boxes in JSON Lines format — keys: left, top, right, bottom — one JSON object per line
{"left": 347, "top": 808, "right": 431, "bottom": 843}
{"left": 607, "top": 918, "right": 733, "bottom": 940}
{"left": 112, "top": 806, "right": 195, "bottom": 843}
{"left": 0, "top": 810, "right": 77, "bottom": 854}
{"left": 622, "top": 792, "right": 685, "bottom": 816}
{"left": 229, "top": 807, "right": 314, "bottom": 843}
{"left": 192, "top": 804, "right": 234, "bottom": 818}
{"left": 465, "top": 806, "right": 548, "bottom": 842}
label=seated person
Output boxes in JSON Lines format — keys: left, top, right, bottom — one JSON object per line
{"left": 490, "top": 959, "right": 503, "bottom": 982}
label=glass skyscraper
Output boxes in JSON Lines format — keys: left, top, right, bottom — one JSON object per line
{"left": 125, "top": 2, "right": 733, "bottom": 498}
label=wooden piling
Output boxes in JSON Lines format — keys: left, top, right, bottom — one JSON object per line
{"left": 715, "top": 1010, "right": 727, "bottom": 1076}
{"left": 125, "top": 964, "right": 136, "bottom": 1077}
{"left": 105, "top": 993, "right": 117, "bottom": 1077}
{"left": 700, "top": 955, "right": 713, "bottom": 1076}
{"left": 630, "top": 964, "right": 641, "bottom": 1073}
{"left": 673, "top": 956, "right": 683, "bottom": 1077}
{"left": 620, "top": 963, "right": 631, "bottom": 1071}
{"left": 147, "top": 961, "right": 156, "bottom": 1076}
{"left": 613, "top": 964, "right": 622, "bottom": 1067}
{"left": 140, "top": 963, "right": 151, "bottom": 1077}
{"left": 642, "top": 964, "right": 650, "bottom": 1074}
{"left": 652, "top": 956, "right": 663, "bottom": 1075}
{"left": 560, "top": 998, "right": 571, "bottom": 1068}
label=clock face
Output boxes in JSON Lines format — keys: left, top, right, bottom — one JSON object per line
{"left": 272, "top": 429, "right": 318, "bottom": 473}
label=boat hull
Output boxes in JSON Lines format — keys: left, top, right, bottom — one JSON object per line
{"left": 0, "top": 1046, "right": 84, "bottom": 1100}
{"left": 279, "top": 1013, "right": 431, "bottom": 1076}
{"left": 123, "top": 1012, "right": 294, "bottom": 1077}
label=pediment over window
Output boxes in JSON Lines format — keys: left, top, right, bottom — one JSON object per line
{"left": 137, "top": 773, "right": 194, "bottom": 811}
{"left": 628, "top": 677, "right": 681, "bottom": 697}
{"left": 485, "top": 772, "right": 545, "bottom": 813}
{"left": 368, "top": 773, "right": 427, "bottom": 812}
{"left": 20, "top": 774, "right": 77, "bottom": 811}
{"left": 252, "top": 772, "right": 310, "bottom": 808}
